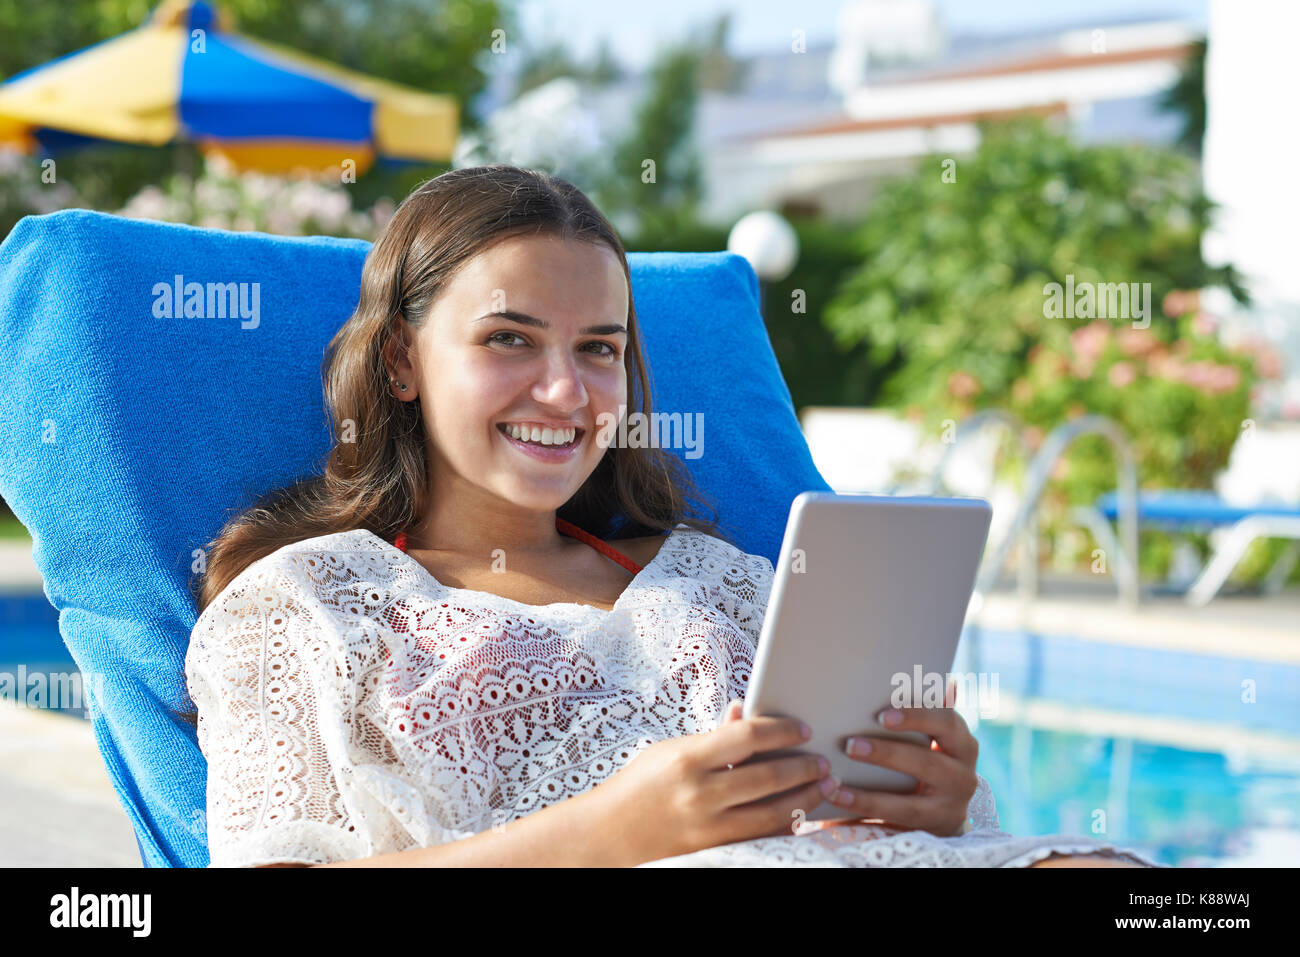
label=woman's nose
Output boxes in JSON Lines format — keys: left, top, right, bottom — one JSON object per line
{"left": 531, "top": 353, "right": 588, "bottom": 407}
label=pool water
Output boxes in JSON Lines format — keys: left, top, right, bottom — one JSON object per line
{"left": 965, "top": 624, "right": 1300, "bottom": 867}
{"left": 973, "top": 722, "right": 1300, "bottom": 867}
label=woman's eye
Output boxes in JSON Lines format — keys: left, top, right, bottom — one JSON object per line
{"left": 488, "top": 332, "right": 619, "bottom": 359}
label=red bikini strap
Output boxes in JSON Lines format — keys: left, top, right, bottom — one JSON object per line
{"left": 556, "top": 517, "right": 644, "bottom": 574}
{"left": 391, "top": 521, "right": 643, "bottom": 574}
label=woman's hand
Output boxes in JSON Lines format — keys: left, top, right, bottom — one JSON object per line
{"left": 591, "top": 701, "right": 837, "bottom": 865}
{"left": 822, "top": 679, "right": 978, "bottom": 838}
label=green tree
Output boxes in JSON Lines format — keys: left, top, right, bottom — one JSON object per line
{"left": 514, "top": 34, "right": 624, "bottom": 96}
{"left": 1159, "top": 38, "right": 1207, "bottom": 158}
{"left": 824, "top": 116, "right": 1266, "bottom": 577}
{"left": 824, "top": 116, "right": 1247, "bottom": 413}
{"left": 598, "top": 33, "right": 706, "bottom": 237}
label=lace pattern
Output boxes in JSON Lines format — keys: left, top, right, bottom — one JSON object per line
{"left": 185, "top": 524, "right": 1164, "bottom": 868}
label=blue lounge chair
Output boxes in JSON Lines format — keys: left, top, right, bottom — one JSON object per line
{"left": 0, "top": 209, "right": 831, "bottom": 867}
{"left": 1092, "top": 490, "right": 1300, "bottom": 605}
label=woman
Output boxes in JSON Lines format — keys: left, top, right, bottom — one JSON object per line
{"left": 181, "top": 164, "right": 1160, "bottom": 868}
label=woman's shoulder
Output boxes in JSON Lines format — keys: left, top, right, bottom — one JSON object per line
{"left": 196, "top": 529, "right": 386, "bottom": 621}
{"left": 659, "top": 523, "right": 774, "bottom": 578}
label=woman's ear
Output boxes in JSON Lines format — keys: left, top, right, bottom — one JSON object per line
{"left": 383, "top": 315, "right": 418, "bottom": 399}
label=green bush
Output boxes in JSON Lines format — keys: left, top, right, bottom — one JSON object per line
{"left": 625, "top": 215, "right": 874, "bottom": 410}
{"left": 822, "top": 116, "right": 1281, "bottom": 580}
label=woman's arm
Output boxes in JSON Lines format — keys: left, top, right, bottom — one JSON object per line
{"left": 286, "top": 783, "right": 632, "bottom": 867}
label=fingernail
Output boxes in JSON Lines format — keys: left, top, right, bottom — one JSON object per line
{"left": 799, "top": 721, "right": 812, "bottom": 740}
{"left": 877, "top": 709, "right": 902, "bottom": 727}
{"left": 845, "top": 736, "right": 871, "bottom": 757}
{"left": 817, "top": 756, "right": 830, "bottom": 775}
{"left": 831, "top": 788, "right": 853, "bottom": 806}
{"left": 819, "top": 776, "right": 838, "bottom": 798}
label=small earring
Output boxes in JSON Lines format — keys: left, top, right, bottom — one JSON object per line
{"left": 399, "top": 382, "right": 409, "bottom": 392}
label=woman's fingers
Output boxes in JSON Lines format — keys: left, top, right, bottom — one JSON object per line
{"left": 839, "top": 733, "right": 969, "bottom": 798}
{"left": 816, "top": 786, "right": 956, "bottom": 834}
{"left": 708, "top": 712, "right": 812, "bottom": 768}
{"left": 727, "top": 776, "right": 836, "bottom": 841}
{"left": 871, "top": 701, "right": 979, "bottom": 768}
{"left": 707, "top": 752, "right": 834, "bottom": 808}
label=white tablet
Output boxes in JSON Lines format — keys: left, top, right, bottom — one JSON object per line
{"left": 742, "top": 491, "right": 992, "bottom": 822}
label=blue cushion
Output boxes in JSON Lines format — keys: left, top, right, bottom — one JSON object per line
{"left": 0, "top": 208, "right": 829, "bottom": 867}
{"left": 1095, "top": 490, "right": 1300, "bottom": 528}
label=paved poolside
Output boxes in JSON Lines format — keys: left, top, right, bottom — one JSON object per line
{"left": 0, "top": 697, "right": 140, "bottom": 866}
{"left": 978, "top": 576, "right": 1300, "bottom": 663}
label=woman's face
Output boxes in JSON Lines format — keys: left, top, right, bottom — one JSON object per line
{"left": 394, "top": 233, "right": 630, "bottom": 513}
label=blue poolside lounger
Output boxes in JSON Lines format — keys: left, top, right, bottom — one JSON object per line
{"left": 0, "top": 209, "right": 831, "bottom": 866}
{"left": 1092, "top": 490, "right": 1300, "bottom": 606}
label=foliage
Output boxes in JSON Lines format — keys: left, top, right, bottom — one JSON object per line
{"left": 747, "top": 218, "right": 883, "bottom": 407}
{"left": 115, "top": 152, "right": 396, "bottom": 238}
{"left": 622, "top": 213, "right": 875, "bottom": 411}
{"left": 514, "top": 36, "right": 624, "bottom": 96}
{"left": 1158, "top": 38, "right": 1207, "bottom": 158}
{"left": 824, "top": 117, "right": 1249, "bottom": 417}
{"left": 1006, "top": 306, "right": 1278, "bottom": 578}
{"left": 595, "top": 43, "right": 703, "bottom": 233}
{"left": 822, "top": 116, "right": 1270, "bottom": 578}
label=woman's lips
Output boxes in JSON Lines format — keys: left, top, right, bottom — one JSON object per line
{"left": 496, "top": 423, "right": 582, "bottom": 463}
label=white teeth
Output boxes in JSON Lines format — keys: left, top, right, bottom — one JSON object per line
{"left": 503, "top": 424, "right": 578, "bottom": 446}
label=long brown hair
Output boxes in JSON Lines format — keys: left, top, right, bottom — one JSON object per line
{"left": 175, "top": 164, "right": 724, "bottom": 726}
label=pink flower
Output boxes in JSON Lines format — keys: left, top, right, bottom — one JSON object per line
{"left": 1179, "top": 361, "right": 1241, "bottom": 395}
{"left": 1207, "top": 364, "right": 1241, "bottom": 394}
{"left": 1192, "top": 311, "right": 1218, "bottom": 336}
{"left": 1182, "top": 360, "right": 1215, "bottom": 390}
{"left": 1163, "top": 289, "right": 1198, "bottom": 318}
{"left": 1116, "top": 326, "right": 1157, "bottom": 358}
{"left": 1070, "top": 357, "right": 1096, "bottom": 380}
{"left": 1108, "top": 361, "right": 1137, "bottom": 387}
{"left": 1255, "top": 348, "right": 1284, "bottom": 379}
{"left": 1070, "top": 320, "right": 1111, "bottom": 361}
{"left": 948, "top": 370, "right": 980, "bottom": 399}
{"left": 1150, "top": 353, "right": 1185, "bottom": 382}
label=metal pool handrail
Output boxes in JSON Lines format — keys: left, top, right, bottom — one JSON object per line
{"left": 917, "top": 409, "right": 1032, "bottom": 496}
{"left": 973, "top": 414, "right": 1141, "bottom": 607}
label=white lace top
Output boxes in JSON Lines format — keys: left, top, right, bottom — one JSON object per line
{"left": 185, "top": 524, "right": 1163, "bottom": 868}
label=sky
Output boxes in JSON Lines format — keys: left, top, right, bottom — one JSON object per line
{"left": 515, "top": 0, "right": 1208, "bottom": 71}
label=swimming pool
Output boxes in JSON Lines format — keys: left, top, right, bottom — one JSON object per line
{"left": 4, "top": 593, "right": 1298, "bottom": 865}
{"left": 0, "top": 592, "right": 87, "bottom": 718}
{"left": 964, "top": 624, "right": 1300, "bottom": 867}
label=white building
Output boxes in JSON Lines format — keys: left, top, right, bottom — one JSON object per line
{"left": 1202, "top": 0, "right": 1300, "bottom": 420}
{"left": 701, "top": 1, "right": 1198, "bottom": 224}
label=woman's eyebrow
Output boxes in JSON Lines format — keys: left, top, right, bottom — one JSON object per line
{"left": 472, "top": 310, "right": 627, "bottom": 336}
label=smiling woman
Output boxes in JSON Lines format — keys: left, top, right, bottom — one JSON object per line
{"left": 176, "top": 165, "right": 1162, "bottom": 869}
{"left": 183, "top": 164, "right": 720, "bottom": 619}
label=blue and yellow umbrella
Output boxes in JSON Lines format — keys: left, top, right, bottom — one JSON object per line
{"left": 0, "top": 0, "right": 458, "bottom": 176}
